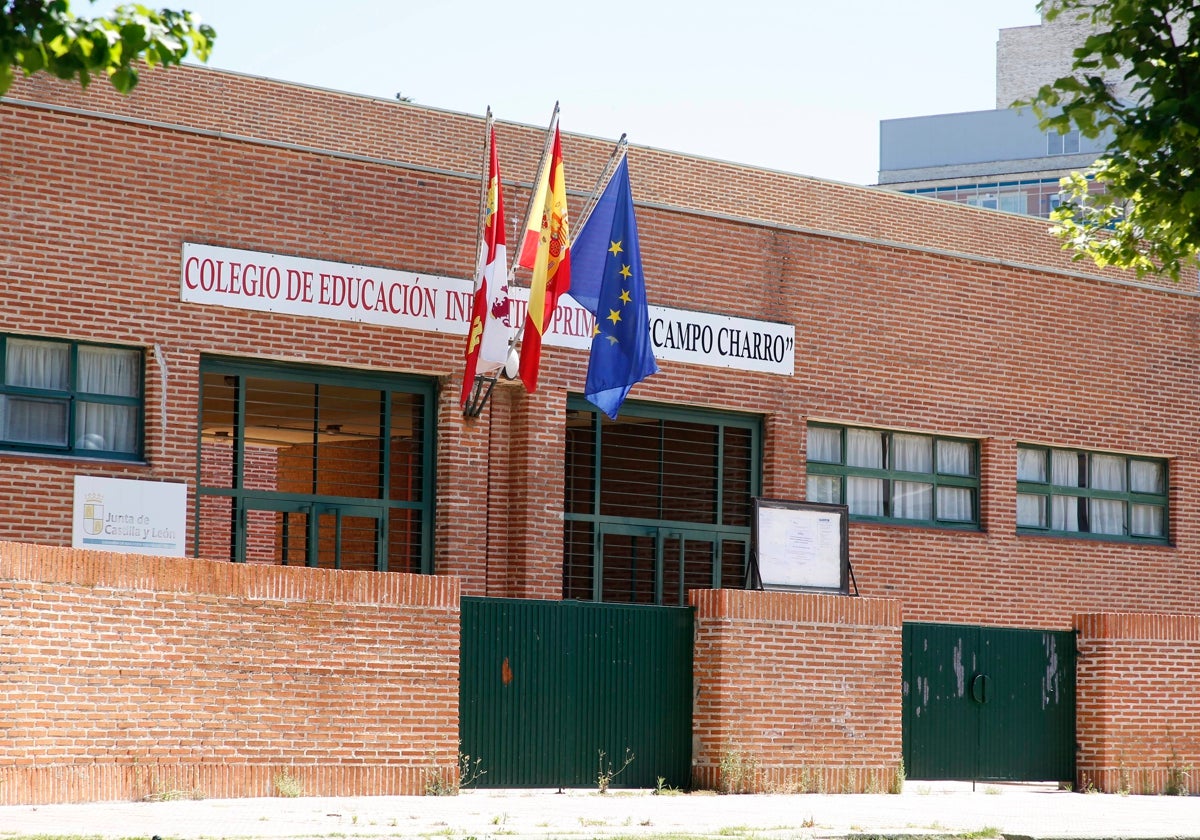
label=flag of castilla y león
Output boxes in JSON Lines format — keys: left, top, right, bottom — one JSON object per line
{"left": 462, "top": 109, "right": 656, "bottom": 410}
{"left": 460, "top": 122, "right": 512, "bottom": 408}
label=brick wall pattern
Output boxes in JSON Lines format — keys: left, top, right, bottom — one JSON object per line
{"left": 0, "top": 542, "right": 460, "bottom": 804}
{"left": 689, "top": 589, "right": 903, "bottom": 793}
{"left": 1074, "top": 612, "right": 1200, "bottom": 794}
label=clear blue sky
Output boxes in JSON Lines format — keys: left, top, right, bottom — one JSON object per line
{"left": 86, "top": 0, "right": 1042, "bottom": 185}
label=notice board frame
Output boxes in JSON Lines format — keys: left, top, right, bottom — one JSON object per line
{"left": 749, "top": 498, "right": 853, "bottom": 595}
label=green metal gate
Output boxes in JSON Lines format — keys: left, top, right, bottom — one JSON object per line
{"left": 460, "top": 597, "right": 693, "bottom": 789}
{"left": 903, "top": 622, "right": 1076, "bottom": 782}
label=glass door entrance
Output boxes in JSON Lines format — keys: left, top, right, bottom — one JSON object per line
{"left": 241, "top": 498, "right": 383, "bottom": 571}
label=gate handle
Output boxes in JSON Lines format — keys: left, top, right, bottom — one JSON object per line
{"left": 971, "top": 673, "right": 990, "bottom": 704}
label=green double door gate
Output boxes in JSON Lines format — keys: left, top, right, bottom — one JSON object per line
{"left": 459, "top": 597, "right": 694, "bottom": 789}
{"left": 903, "top": 622, "right": 1077, "bottom": 782}
{"left": 460, "top": 605, "right": 1077, "bottom": 788}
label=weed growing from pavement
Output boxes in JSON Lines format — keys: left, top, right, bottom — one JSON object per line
{"left": 653, "top": 775, "right": 683, "bottom": 795}
{"left": 142, "top": 781, "right": 206, "bottom": 802}
{"left": 272, "top": 767, "right": 303, "bottom": 798}
{"left": 596, "top": 747, "right": 635, "bottom": 793}
{"left": 1166, "top": 765, "right": 1192, "bottom": 796}
{"left": 717, "top": 743, "right": 758, "bottom": 793}
{"left": 424, "top": 749, "right": 487, "bottom": 796}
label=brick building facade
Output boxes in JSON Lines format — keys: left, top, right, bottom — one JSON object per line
{"left": 1, "top": 65, "right": 1196, "bottom": 800}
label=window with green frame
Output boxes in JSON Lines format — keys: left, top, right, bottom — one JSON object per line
{"left": 806, "top": 423, "right": 979, "bottom": 527}
{"left": 196, "top": 358, "right": 436, "bottom": 572}
{"left": 1016, "top": 445, "right": 1168, "bottom": 542}
{"left": 0, "top": 334, "right": 142, "bottom": 459}
{"left": 564, "top": 399, "right": 760, "bottom": 605}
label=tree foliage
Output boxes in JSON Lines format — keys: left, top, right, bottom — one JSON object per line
{"left": 1, "top": 0, "right": 214, "bottom": 96}
{"left": 1024, "top": 0, "right": 1200, "bottom": 280}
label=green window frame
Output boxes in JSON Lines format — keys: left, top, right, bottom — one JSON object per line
{"left": 0, "top": 334, "right": 143, "bottom": 460}
{"left": 806, "top": 423, "right": 979, "bottom": 528}
{"left": 564, "top": 398, "right": 761, "bottom": 605}
{"left": 1016, "top": 445, "right": 1168, "bottom": 543}
{"left": 196, "top": 357, "right": 436, "bottom": 572}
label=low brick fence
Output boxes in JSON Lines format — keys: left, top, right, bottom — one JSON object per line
{"left": 0, "top": 542, "right": 460, "bottom": 804}
{"left": 1075, "top": 612, "right": 1200, "bottom": 794}
{"left": 689, "top": 589, "right": 903, "bottom": 793}
{"left": 7, "top": 541, "right": 1193, "bottom": 803}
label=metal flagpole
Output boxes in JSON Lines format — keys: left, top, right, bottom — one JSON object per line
{"left": 472, "top": 107, "right": 494, "bottom": 279}
{"left": 574, "top": 134, "right": 628, "bottom": 237}
{"left": 504, "top": 102, "right": 560, "bottom": 373}
{"left": 463, "top": 108, "right": 500, "bottom": 415}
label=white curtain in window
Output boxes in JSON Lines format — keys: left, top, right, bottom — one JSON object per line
{"left": 937, "top": 486, "right": 972, "bottom": 521}
{"left": 1130, "top": 460, "right": 1163, "bottom": 494}
{"left": 846, "top": 429, "right": 882, "bottom": 468}
{"left": 1088, "top": 454, "right": 1127, "bottom": 535}
{"left": 1017, "top": 493, "right": 1046, "bottom": 527}
{"left": 1089, "top": 499, "right": 1125, "bottom": 535}
{"left": 76, "top": 403, "right": 137, "bottom": 452}
{"left": 0, "top": 395, "right": 68, "bottom": 445}
{"left": 807, "top": 475, "right": 840, "bottom": 505}
{"left": 78, "top": 347, "right": 139, "bottom": 397}
{"left": 3, "top": 340, "right": 70, "bottom": 445}
{"left": 847, "top": 477, "right": 883, "bottom": 516}
{"left": 807, "top": 427, "right": 841, "bottom": 463}
{"left": 1131, "top": 504, "right": 1164, "bottom": 537}
{"left": 893, "top": 434, "right": 932, "bottom": 472}
{"left": 74, "top": 347, "right": 139, "bottom": 452}
{"left": 1017, "top": 448, "right": 1046, "bottom": 482}
{"left": 937, "top": 440, "right": 973, "bottom": 476}
{"left": 893, "top": 480, "right": 932, "bottom": 519}
{"left": 1052, "top": 495, "right": 1080, "bottom": 531}
{"left": 6, "top": 339, "right": 69, "bottom": 389}
{"left": 1090, "top": 454, "right": 1126, "bottom": 492}
{"left": 1051, "top": 451, "right": 1080, "bottom": 487}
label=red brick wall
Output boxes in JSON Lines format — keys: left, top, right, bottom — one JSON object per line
{"left": 7, "top": 66, "right": 1180, "bottom": 291}
{"left": 0, "top": 542, "right": 460, "bottom": 805}
{"left": 1074, "top": 613, "right": 1200, "bottom": 794}
{"left": 1, "top": 66, "right": 1198, "bottom": 626}
{"left": 690, "top": 589, "right": 903, "bottom": 793}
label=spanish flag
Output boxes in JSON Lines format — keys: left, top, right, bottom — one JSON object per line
{"left": 518, "top": 122, "right": 570, "bottom": 393}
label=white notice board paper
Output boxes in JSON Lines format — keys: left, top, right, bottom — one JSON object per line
{"left": 752, "top": 499, "right": 849, "bottom": 593}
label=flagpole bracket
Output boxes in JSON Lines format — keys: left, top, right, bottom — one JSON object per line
{"left": 462, "top": 373, "right": 500, "bottom": 419}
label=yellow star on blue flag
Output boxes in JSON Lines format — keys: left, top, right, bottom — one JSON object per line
{"left": 568, "top": 155, "right": 659, "bottom": 418}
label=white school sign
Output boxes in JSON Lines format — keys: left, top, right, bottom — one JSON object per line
{"left": 73, "top": 476, "right": 187, "bottom": 557}
{"left": 181, "top": 243, "right": 794, "bottom": 376}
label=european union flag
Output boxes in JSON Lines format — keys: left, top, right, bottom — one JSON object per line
{"left": 571, "top": 155, "right": 658, "bottom": 418}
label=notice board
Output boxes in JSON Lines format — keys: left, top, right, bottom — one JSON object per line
{"left": 750, "top": 498, "right": 850, "bottom": 594}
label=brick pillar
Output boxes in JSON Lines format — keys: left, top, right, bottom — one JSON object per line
{"left": 764, "top": 411, "right": 806, "bottom": 500}
{"left": 435, "top": 375, "right": 491, "bottom": 594}
{"left": 980, "top": 436, "right": 1016, "bottom": 536}
{"left": 504, "top": 385, "right": 567, "bottom": 599}
{"left": 690, "top": 588, "right": 903, "bottom": 793}
{"left": 1074, "top": 612, "right": 1200, "bottom": 794}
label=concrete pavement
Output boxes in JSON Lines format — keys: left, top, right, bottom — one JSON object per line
{"left": 1, "top": 782, "right": 1199, "bottom": 839}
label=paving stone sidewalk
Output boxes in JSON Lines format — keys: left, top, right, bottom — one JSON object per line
{"left": 2, "top": 783, "right": 1199, "bottom": 839}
